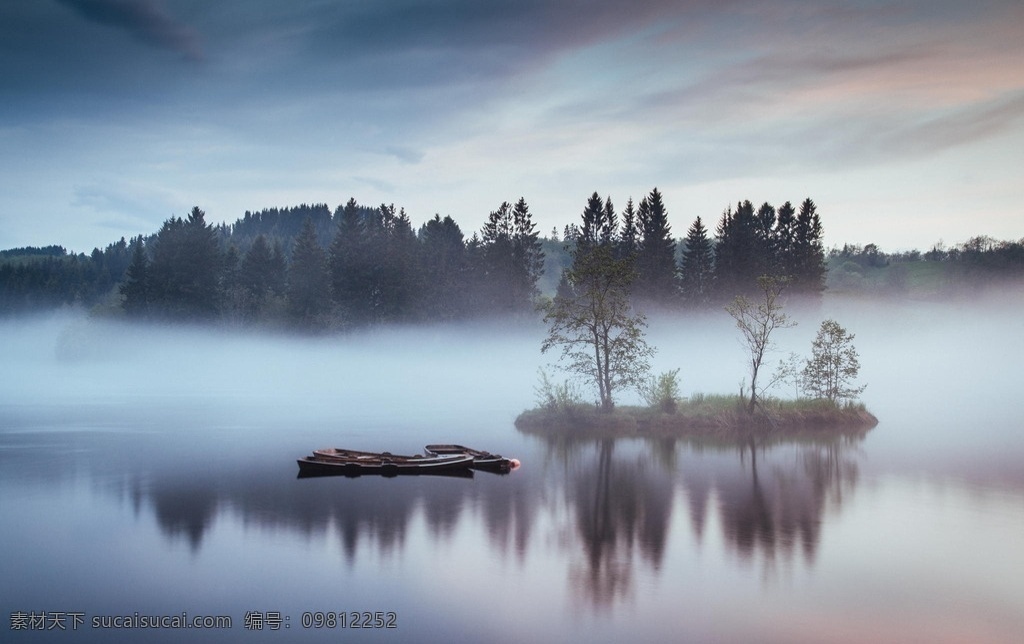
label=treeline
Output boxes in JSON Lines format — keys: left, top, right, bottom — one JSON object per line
{"left": 113, "top": 189, "right": 825, "bottom": 328}
{"left": 0, "top": 241, "right": 133, "bottom": 311}
{"left": 3, "top": 190, "right": 1022, "bottom": 323}
{"left": 557, "top": 190, "right": 827, "bottom": 307}
{"left": 117, "top": 199, "right": 545, "bottom": 328}
{"left": 828, "top": 236, "right": 1024, "bottom": 295}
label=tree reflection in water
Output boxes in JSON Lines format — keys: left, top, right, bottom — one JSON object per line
{"left": 105, "top": 433, "right": 863, "bottom": 609}
{"left": 704, "top": 437, "right": 861, "bottom": 568}
{"left": 562, "top": 439, "right": 673, "bottom": 608}
{"left": 553, "top": 434, "right": 863, "bottom": 605}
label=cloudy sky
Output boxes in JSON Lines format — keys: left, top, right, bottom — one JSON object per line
{"left": 2, "top": 0, "right": 1022, "bottom": 253}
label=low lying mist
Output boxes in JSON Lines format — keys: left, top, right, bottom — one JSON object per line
{"left": 3, "top": 285, "right": 1022, "bottom": 489}
{"left": 2, "top": 314, "right": 544, "bottom": 435}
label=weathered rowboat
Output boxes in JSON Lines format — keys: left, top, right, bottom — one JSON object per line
{"left": 424, "top": 444, "right": 520, "bottom": 472}
{"left": 298, "top": 449, "right": 474, "bottom": 477}
{"left": 296, "top": 456, "right": 474, "bottom": 478}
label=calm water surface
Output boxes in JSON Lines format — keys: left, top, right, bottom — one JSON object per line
{"left": 2, "top": 300, "right": 1023, "bottom": 643}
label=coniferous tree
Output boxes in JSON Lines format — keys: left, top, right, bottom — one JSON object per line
{"left": 774, "top": 201, "right": 797, "bottom": 277}
{"left": 511, "top": 197, "right": 545, "bottom": 308}
{"left": 713, "top": 200, "right": 760, "bottom": 300}
{"left": 792, "top": 198, "right": 826, "bottom": 295}
{"left": 235, "top": 234, "right": 286, "bottom": 320}
{"left": 618, "top": 198, "right": 639, "bottom": 260}
{"left": 754, "top": 202, "right": 777, "bottom": 275}
{"left": 635, "top": 187, "right": 677, "bottom": 304}
{"left": 241, "top": 236, "right": 277, "bottom": 300}
{"left": 578, "top": 192, "right": 608, "bottom": 250}
{"left": 679, "top": 216, "right": 714, "bottom": 308}
{"left": 562, "top": 223, "right": 581, "bottom": 244}
{"left": 287, "top": 216, "right": 331, "bottom": 327}
{"left": 183, "top": 206, "right": 223, "bottom": 318}
{"left": 329, "top": 198, "right": 372, "bottom": 324}
{"left": 376, "top": 204, "right": 418, "bottom": 322}
{"left": 478, "top": 201, "right": 516, "bottom": 314}
{"left": 220, "top": 243, "right": 245, "bottom": 322}
{"left": 147, "top": 216, "right": 184, "bottom": 315}
{"left": 120, "top": 237, "right": 150, "bottom": 316}
{"left": 419, "top": 214, "right": 468, "bottom": 320}
{"left": 146, "top": 207, "right": 222, "bottom": 320}
{"left": 478, "top": 198, "right": 544, "bottom": 316}
{"left": 600, "top": 196, "right": 618, "bottom": 248}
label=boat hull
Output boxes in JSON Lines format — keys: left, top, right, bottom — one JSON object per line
{"left": 297, "top": 450, "right": 474, "bottom": 478}
{"left": 423, "top": 444, "right": 517, "bottom": 472}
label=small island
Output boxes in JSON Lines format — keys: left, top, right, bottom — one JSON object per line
{"left": 515, "top": 395, "right": 878, "bottom": 441}
{"left": 529, "top": 227, "right": 878, "bottom": 441}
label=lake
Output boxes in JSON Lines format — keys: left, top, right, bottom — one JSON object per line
{"left": 2, "top": 296, "right": 1023, "bottom": 643}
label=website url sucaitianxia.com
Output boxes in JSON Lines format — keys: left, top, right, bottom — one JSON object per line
{"left": 10, "top": 611, "right": 232, "bottom": 631}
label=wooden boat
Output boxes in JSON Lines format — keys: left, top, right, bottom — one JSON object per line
{"left": 298, "top": 449, "right": 474, "bottom": 477}
{"left": 296, "top": 456, "right": 474, "bottom": 479}
{"left": 423, "top": 444, "right": 520, "bottom": 473}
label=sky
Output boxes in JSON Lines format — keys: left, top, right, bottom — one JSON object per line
{"left": 1, "top": 0, "right": 1022, "bottom": 254}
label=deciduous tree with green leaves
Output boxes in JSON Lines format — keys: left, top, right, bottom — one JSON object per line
{"left": 803, "top": 319, "right": 866, "bottom": 403}
{"left": 540, "top": 243, "right": 654, "bottom": 412}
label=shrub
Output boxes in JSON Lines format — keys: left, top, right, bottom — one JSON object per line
{"left": 641, "top": 368, "right": 681, "bottom": 414}
{"left": 534, "top": 368, "right": 587, "bottom": 412}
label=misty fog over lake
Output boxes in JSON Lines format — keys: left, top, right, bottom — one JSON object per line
{"left": 3, "top": 292, "right": 1023, "bottom": 643}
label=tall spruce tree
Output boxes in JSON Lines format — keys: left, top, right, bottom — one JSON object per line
{"left": 618, "top": 198, "right": 639, "bottom": 260}
{"left": 120, "top": 236, "right": 150, "bottom": 316}
{"left": 774, "top": 201, "right": 797, "bottom": 278}
{"left": 792, "top": 198, "right": 826, "bottom": 295}
{"left": 754, "top": 202, "right": 777, "bottom": 275}
{"left": 713, "top": 200, "right": 761, "bottom": 300}
{"left": 478, "top": 198, "right": 544, "bottom": 315}
{"left": 419, "top": 214, "right": 468, "bottom": 320}
{"left": 146, "top": 207, "right": 222, "bottom": 320}
{"left": 679, "top": 216, "right": 714, "bottom": 308}
{"left": 241, "top": 235, "right": 285, "bottom": 314}
{"left": 375, "top": 204, "right": 418, "bottom": 322}
{"left": 600, "top": 196, "right": 618, "bottom": 248}
{"left": 479, "top": 201, "right": 517, "bottom": 314}
{"left": 635, "top": 187, "right": 677, "bottom": 304}
{"left": 511, "top": 197, "right": 545, "bottom": 308}
{"left": 329, "top": 198, "right": 372, "bottom": 324}
{"left": 579, "top": 192, "right": 608, "bottom": 250}
{"left": 287, "top": 217, "right": 331, "bottom": 326}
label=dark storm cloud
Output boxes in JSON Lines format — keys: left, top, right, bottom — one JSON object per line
{"left": 55, "top": 0, "right": 202, "bottom": 61}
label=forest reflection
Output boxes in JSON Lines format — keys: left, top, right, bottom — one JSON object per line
{"left": 105, "top": 434, "right": 863, "bottom": 606}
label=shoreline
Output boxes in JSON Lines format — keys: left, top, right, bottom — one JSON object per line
{"left": 514, "top": 399, "right": 878, "bottom": 440}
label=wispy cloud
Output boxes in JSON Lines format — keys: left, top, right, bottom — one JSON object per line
{"left": 384, "top": 145, "right": 425, "bottom": 165}
{"left": 881, "top": 92, "right": 1024, "bottom": 158}
{"left": 2, "top": 0, "right": 1022, "bottom": 251}
{"left": 56, "top": 0, "right": 202, "bottom": 61}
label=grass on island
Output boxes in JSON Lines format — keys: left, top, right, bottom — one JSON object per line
{"left": 514, "top": 393, "right": 878, "bottom": 439}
